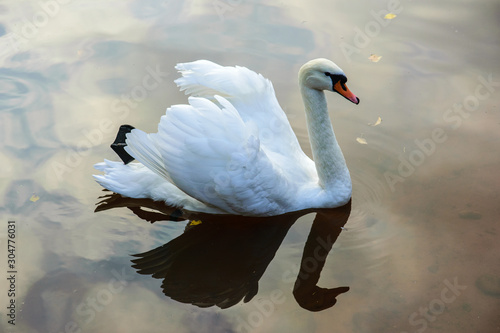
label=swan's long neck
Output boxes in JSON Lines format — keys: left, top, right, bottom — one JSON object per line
{"left": 301, "top": 86, "right": 350, "bottom": 190}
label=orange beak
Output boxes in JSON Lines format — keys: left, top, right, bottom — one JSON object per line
{"left": 334, "top": 80, "right": 360, "bottom": 105}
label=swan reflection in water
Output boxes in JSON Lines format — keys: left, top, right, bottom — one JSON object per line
{"left": 95, "top": 194, "right": 351, "bottom": 312}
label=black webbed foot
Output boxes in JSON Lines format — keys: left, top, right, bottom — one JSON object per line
{"left": 110, "top": 124, "right": 135, "bottom": 164}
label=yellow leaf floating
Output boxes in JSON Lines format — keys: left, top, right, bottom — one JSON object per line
{"left": 369, "top": 116, "right": 382, "bottom": 126}
{"left": 30, "top": 194, "right": 40, "bottom": 202}
{"left": 384, "top": 13, "right": 397, "bottom": 19}
{"left": 189, "top": 220, "right": 202, "bottom": 226}
{"left": 368, "top": 54, "right": 382, "bottom": 63}
{"left": 356, "top": 137, "right": 368, "bottom": 144}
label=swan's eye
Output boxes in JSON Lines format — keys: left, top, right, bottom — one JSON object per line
{"left": 324, "top": 72, "right": 331, "bottom": 76}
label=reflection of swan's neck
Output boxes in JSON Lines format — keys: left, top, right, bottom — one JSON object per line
{"left": 301, "top": 86, "right": 350, "bottom": 190}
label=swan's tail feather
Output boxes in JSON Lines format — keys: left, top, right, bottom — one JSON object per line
{"left": 124, "top": 129, "right": 171, "bottom": 182}
{"left": 93, "top": 160, "right": 227, "bottom": 214}
{"left": 174, "top": 60, "right": 270, "bottom": 100}
{"left": 93, "top": 160, "right": 157, "bottom": 198}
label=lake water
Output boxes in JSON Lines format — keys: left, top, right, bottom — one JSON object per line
{"left": 1, "top": 0, "right": 499, "bottom": 332}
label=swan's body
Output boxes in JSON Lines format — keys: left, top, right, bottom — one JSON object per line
{"left": 94, "top": 59, "right": 359, "bottom": 216}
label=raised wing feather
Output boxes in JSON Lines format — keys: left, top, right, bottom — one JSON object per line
{"left": 175, "top": 60, "right": 316, "bottom": 183}
{"left": 148, "top": 95, "right": 293, "bottom": 215}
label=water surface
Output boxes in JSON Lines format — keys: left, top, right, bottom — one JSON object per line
{"left": 1, "top": 0, "right": 499, "bottom": 332}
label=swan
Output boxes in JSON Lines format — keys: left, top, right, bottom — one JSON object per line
{"left": 94, "top": 58, "right": 359, "bottom": 216}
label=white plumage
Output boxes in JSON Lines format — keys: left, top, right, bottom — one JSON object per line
{"left": 94, "top": 59, "right": 359, "bottom": 216}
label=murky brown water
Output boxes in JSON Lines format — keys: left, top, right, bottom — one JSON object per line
{"left": 1, "top": 0, "right": 499, "bottom": 332}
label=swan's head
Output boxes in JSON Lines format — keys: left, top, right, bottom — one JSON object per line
{"left": 299, "top": 58, "right": 360, "bottom": 104}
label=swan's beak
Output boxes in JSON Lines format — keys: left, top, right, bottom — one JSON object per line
{"left": 333, "top": 81, "right": 360, "bottom": 105}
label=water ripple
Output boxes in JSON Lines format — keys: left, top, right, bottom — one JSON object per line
{"left": 0, "top": 68, "right": 61, "bottom": 165}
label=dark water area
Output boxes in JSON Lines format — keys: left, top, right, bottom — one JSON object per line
{"left": 1, "top": 0, "right": 499, "bottom": 332}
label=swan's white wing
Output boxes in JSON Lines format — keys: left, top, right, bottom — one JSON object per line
{"left": 139, "top": 95, "right": 294, "bottom": 216}
{"left": 124, "top": 130, "right": 170, "bottom": 181}
{"left": 175, "top": 60, "right": 317, "bottom": 183}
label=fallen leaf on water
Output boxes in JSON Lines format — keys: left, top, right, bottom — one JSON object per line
{"left": 189, "top": 220, "right": 202, "bottom": 226}
{"left": 384, "top": 13, "right": 397, "bottom": 19}
{"left": 356, "top": 137, "right": 368, "bottom": 144}
{"left": 30, "top": 194, "right": 40, "bottom": 202}
{"left": 369, "top": 116, "right": 382, "bottom": 126}
{"left": 368, "top": 54, "right": 382, "bottom": 62}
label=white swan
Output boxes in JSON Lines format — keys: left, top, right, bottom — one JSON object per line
{"left": 94, "top": 59, "right": 359, "bottom": 216}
